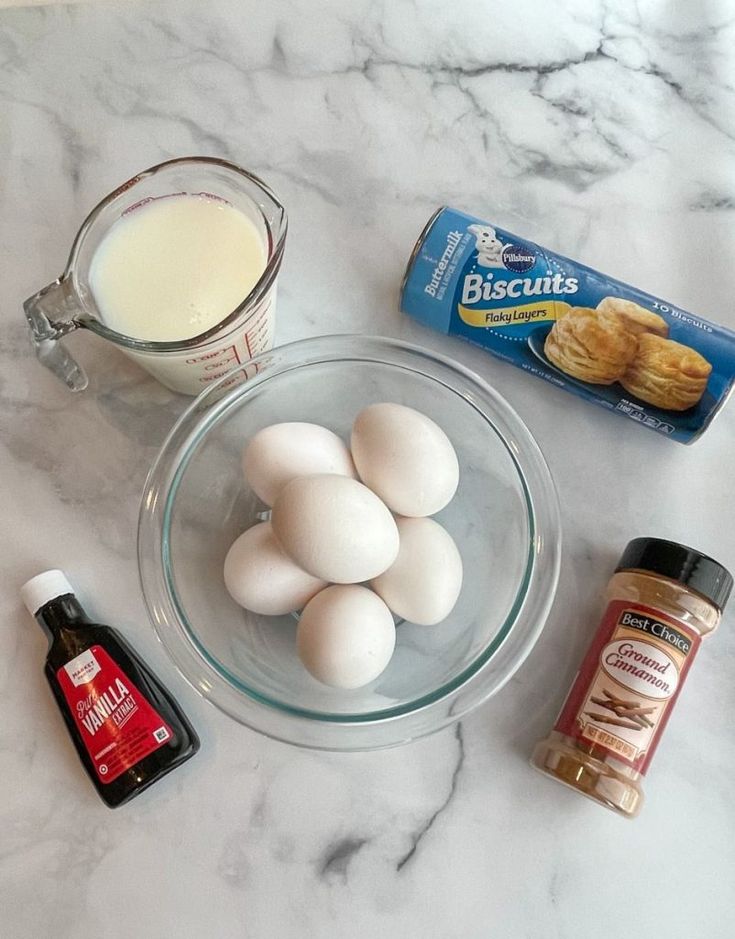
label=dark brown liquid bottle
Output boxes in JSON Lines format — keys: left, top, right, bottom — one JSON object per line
{"left": 22, "top": 570, "right": 199, "bottom": 808}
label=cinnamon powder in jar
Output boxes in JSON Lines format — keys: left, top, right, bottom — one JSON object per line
{"left": 532, "top": 537, "right": 732, "bottom": 818}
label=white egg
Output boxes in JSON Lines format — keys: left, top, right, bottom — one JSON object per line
{"left": 297, "top": 585, "right": 396, "bottom": 688}
{"left": 271, "top": 474, "right": 399, "bottom": 583}
{"left": 223, "top": 522, "right": 326, "bottom": 615}
{"left": 371, "top": 516, "right": 463, "bottom": 625}
{"left": 243, "top": 422, "right": 355, "bottom": 507}
{"left": 351, "top": 403, "right": 459, "bottom": 517}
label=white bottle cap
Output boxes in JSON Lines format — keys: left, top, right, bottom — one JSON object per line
{"left": 21, "top": 570, "right": 75, "bottom": 616}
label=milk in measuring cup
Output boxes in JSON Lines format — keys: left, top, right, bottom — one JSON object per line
{"left": 89, "top": 193, "right": 273, "bottom": 392}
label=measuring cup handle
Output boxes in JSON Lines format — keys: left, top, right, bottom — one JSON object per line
{"left": 23, "top": 279, "right": 88, "bottom": 392}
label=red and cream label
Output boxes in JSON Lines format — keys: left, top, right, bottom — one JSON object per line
{"left": 555, "top": 601, "right": 700, "bottom": 773}
{"left": 57, "top": 645, "right": 173, "bottom": 784}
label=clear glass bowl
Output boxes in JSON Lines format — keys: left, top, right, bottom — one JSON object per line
{"left": 138, "top": 335, "right": 561, "bottom": 749}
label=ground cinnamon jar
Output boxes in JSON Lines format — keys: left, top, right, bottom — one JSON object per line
{"left": 532, "top": 537, "right": 732, "bottom": 818}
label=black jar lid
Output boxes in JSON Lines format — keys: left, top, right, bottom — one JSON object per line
{"left": 617, "top": 537, "right": 733, "bottom": 611}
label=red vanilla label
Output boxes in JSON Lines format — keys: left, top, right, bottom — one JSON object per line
{"left": 57, "top": 645, "right": 173, "bottom": 783}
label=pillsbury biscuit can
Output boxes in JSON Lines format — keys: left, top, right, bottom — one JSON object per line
{"left": 400, "top": 207, "right": 735, "bottom": 443}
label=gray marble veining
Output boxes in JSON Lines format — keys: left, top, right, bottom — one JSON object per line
{"left": 2, "top": 1, "right": 735, "bottom": 937}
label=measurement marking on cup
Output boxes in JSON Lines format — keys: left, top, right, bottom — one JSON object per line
{"left": 23, "top": 159, "right": 285, "bottom": 396}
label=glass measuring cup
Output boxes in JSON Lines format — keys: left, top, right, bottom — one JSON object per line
{"left": 24, "top": 157, "right": 287, "bottom": 395}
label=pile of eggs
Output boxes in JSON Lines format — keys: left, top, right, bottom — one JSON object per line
{"left": 223, "top": 403, "right": 463, "bottom": 689}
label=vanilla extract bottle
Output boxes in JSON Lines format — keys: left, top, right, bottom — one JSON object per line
{"left": 22, "top": 570, "right": 199, "bottom": 807}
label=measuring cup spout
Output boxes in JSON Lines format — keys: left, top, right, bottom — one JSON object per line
{"left": 24, "top": 279, "right": 88, "bottom": 392}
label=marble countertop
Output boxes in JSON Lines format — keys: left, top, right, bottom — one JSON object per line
{"left": 2, "top": 2, "right": 735, "bottom": 936}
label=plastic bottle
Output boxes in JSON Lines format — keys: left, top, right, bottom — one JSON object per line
{"left": 532, "top": 538, "right": 732, "bottom": 817}
{"left": 22, "top": 570, "right": 199, "bottom": 808}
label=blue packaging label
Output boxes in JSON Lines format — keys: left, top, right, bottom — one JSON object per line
{"left": 401, "top": 207, "right": 735, "bottom": 443}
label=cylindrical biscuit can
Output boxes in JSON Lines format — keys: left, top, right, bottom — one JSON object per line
{"left": 400, "top": 207, "right": 735, "bottom": 443}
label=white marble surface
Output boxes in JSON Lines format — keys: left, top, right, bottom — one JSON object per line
{"left": 2, "top": 1, "right": 735, "bottom": 936}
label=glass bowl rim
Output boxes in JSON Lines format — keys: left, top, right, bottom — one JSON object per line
{"left": 138, "top": 334, "right": 561, "bottom": 749}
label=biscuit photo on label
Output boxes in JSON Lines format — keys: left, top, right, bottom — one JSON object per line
{"left": 620, "top": 334, "right": 712, "bottom": 411}
{"left": 544, "top": 306, "right": 638, "bottom": 384}
{"left": 596, "top": 296, "right": 669, "bottom": 337}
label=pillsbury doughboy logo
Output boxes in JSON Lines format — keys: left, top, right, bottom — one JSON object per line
{"left": 467, "top": 224, "right": 504, "bottom": 268}
{"left": 461, "top": 223, "right": 577, "bottom": 307}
